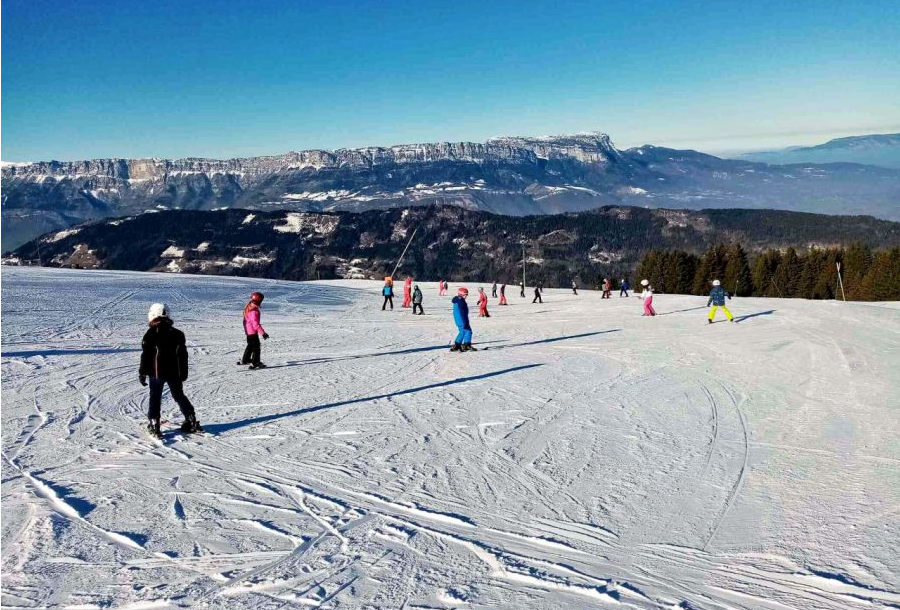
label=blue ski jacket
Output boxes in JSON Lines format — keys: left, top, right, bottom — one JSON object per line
{"left": 452, "top": 296, "right": 470, "bottom": 329}
{"left": 708, "top": 286, "right": 730, "bottom": 306}
{"left": 383, "top": 285, "right": 393, "bottom": 297}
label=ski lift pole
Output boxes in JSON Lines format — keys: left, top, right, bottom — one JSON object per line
{"left": 390, "top": 226, "right": 418, "bottom": 278}
{"left": 836, "top": 262, "right": 846, "bottom": 301}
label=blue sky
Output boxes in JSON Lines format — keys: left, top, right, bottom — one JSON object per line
{"left": 2, "top": 0, "right": 899, "bottom": 161}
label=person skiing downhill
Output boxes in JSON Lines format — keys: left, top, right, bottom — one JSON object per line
{"left": 491, "top": 281, "right": 498, "bottom": 298}
{"left": 639, "top": 279, "right": 656, "bottom": 316}
{"left": 451, "top": 287, "right": 476, "bottom": 352}
{"left": 478, "top": 287, "right": 490, "bottom": 317}
{"left": 239, "top": 291, "right": 270, "bottom": 369}
{"left": 620, "top": 278, "right": 630, "bottom": 298}
{"left": 602, "top": 278, "right": 612, "bottom": 299}
{"left": 520, "top": 280, "right": 526, "bottom": 298}
{"left": 499, "top": 283, "right": 508, "bottom": 305}
{"left": 412, "top": 284, "right": 424, "bottom": 315}
{"left": 382, "top": 280, "right": 394, "bottom": 310}
{"left": 572, "top": 280, "right": 578, "bottom": 295}
{"left": 438, "top": 280, "right": 446, "bottom": 296}
{"left": 402, "top": 277, "right": 413, "bottom": 308}
{"left": 707, "top": 279, "right": 734, "bottom": 323}
{"left": 532, "top": 285, "right": 542, "bottom": 303}
{"left": 140, "top": 303, "right": 202, "bottom": 438}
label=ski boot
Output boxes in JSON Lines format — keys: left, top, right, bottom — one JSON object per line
{"left": 181, "top": 414, "right": 204, "bottom": 434}
{"left": 450, "top": 342, "right": 462, "bottom": 352}
{"left": 147, "top": 418, "right": 162, "bottom": 439}
{"left": 708, "top": 319, "right": 713, "bottom": 324}
{"left": 248, "top": 362, "right": 267, "bottom": 370}
{"left": 461, "top": 343, "right": 477, "bottom": 352}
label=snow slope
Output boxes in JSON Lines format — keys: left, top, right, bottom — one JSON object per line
{"left": 2, "top": 267, "right": 899, "bottom": 609}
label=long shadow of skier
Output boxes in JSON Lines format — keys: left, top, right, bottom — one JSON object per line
{"left": 657, "top": 306, "right": 709, "bottom": 316}
{"left": 206, "top": 363, "right": 544, "bottom": 434}
{"left": 260, "top": 340, "right": 510, "bottom": 370}
{"left": 734, "top": 310, "right": 776, "bottom": 324}
{"left": 2, "top": 347, "right": 141, "bottom": 358}
{"left": 479, "top": 329, "right": 621, "bottom": 351}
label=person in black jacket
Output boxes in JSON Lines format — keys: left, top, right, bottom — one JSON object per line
{"left": 139, "top": 303, "right": 202, "bottom": 437}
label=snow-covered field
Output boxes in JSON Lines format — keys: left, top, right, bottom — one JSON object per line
{"left": 2, "top": 267, "right": 899, "bottom": 609}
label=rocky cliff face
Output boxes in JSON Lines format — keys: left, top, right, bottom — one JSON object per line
{"left": 3, "top": 132, "right": 899, "bottom": 251}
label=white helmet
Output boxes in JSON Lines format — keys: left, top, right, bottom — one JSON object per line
{"left": 712, "top": 279, "right": 721, "bottom": 286}
{"left": 640, "top": 279, "right": 649, "bottom": 287}
{"left": 148, "top": 302, "right": 169, "bottom": 322}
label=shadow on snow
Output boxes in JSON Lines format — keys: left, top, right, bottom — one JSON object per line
{"left": 734, "top": 310, "right": 776, "bottom": 323}
{"left": 2, "top": 347, "right": 141, "bottom": 358}
{"left": 206, "top": 363, "right": 544, "bottom": 434}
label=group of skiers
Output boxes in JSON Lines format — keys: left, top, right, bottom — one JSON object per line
{"left": 138, "top": 275, "right": 734, "bottom": 437}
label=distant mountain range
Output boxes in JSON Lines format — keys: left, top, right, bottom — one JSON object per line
{"left": 736, "top": 133, "right": 900, "bottom": 168}
{"left": 3, "top": 132, "right": 899, "bottom": 251}
{"left": 7, "top": 205, "right": 899, "bottom": 286}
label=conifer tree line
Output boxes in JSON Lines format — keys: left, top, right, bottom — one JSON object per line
{"left": 635, "top": 244, "right": 900, "bottom": 301}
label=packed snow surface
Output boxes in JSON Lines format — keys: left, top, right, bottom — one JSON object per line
{"left": 2, "top": 267, "right": 899, "bottom": 609}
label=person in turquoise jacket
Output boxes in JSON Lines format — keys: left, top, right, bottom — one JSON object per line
{"left": 382, "top": 281, "right": 394, "bottom": 310}
{"left": 451, "top": 287, "right": 475, "bottom": 352}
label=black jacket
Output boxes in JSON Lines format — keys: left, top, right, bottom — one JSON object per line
{"left": 140, "top": 318, "right": 189, "bottom": 381}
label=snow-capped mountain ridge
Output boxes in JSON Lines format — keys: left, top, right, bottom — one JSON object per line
{"left": 3, "top": 131, "right": 899, "bottom": 251}
{"left": 1, "top": 132, "right": 619, "bottom": 178}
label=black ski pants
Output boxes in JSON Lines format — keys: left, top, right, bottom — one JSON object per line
{"left": 533, "top": 293, "right": 542, "bottom": 303}
{"left": 382, "top": 296, "right": 394, "bottom": 310}
{"left": 148, "top": 377, "right": 195, "bottom": 421}
{"left": 242, "top": 334, "right": 261, "bottom": 366}
{"left": 413, "top": 303, "right": 423, "bottom": 315}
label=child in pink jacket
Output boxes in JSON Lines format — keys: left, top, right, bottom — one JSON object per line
{"left": 238, "top": 291, "right": 270, "bottom": 369}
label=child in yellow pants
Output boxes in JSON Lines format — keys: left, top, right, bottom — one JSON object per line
{"left": 708, "top": 305, "right": 733, "bottom": 322}
{"left": 707, "top": 280, "right": 734, "bottom": 323}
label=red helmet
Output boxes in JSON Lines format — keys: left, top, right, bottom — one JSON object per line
{"left": 250, "top": 291, "right": 264, "bottom": 304}
{"left": 457, "top": 287, "right": 469, "bottom": 297}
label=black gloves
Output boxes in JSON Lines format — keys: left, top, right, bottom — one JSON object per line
{"left": 262, "top": 333, "right": 269, "bottom": 340}
{"left": 139, "top": 375, "right": 147, "bottom": 386}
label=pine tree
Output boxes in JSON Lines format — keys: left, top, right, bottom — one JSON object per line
{"left": 752, "top": 249, "right": 782, "bottom": 297}
{"left": 723, "top": 244, "right": 753, "bottom": 296}
{"left": 843, "top": 242, "right": 874, "bottom": 299}
{"left": 772, "top": 247, "right": 802, "bottom": 297}
{"left": 858, "top": 248, "right": 900, "bottom": 301}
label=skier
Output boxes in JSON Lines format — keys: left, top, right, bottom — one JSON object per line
{"left": 140, "top": 303, "right": 202, "bottom": 438}
{"left": 602, "top": 278, "right": 612, "bottom": 299}
{"left": 382, "top": 280, "right": 394, "bottom": 310}
{"left": 572, "top": 280, "right": 578, "bottom": 295}
{"left": 532, "top": 285, "right": 543, "bottom": 303}
{"left": 499, "top": 283, "right": 508, "bottom": 305}
{"left": 478, "top": 287, "right": 490, "bottom": 317}
{"left": 639, "top": 279, "right": 656, "bottom": 316}
{"left": 491, "top": 280, "right": 498, "bottom": 298}
{"left": 707, "top": 279, "right": 734, "bottom": 323}
{"left": 520, "top": 280, "right": 526, "bottom": 298}
{"left": 438, "top": 280, "right": 446, "bottom": 296}
{"left": 451, "top": 287, "right": 476, "bottom": 352}
{"left": 239, "top": 291, "right": 270, "bottom": 369}
{"left": 402, "top": 276, "right": 413, "bottom": 308}
{"left": 620, "top": 278, "right": 630, "bottom": 298}
{"left": 412, "top": 284, "right": 424, "bottom": 315}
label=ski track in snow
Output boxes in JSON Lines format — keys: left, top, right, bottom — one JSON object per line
{"left": 2, "top": 267, "right": 899, "bottom": 609}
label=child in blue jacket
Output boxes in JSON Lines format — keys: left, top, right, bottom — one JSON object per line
{"left": 451, "top": 287, "right": 475, "bottom": 351}
{"left": 707, "top": 279, "right": 734, "bottom": 323}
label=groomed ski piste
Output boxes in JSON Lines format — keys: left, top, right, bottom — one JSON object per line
{"left": 2, "top": 266, "right": 899, "bottom": 609}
